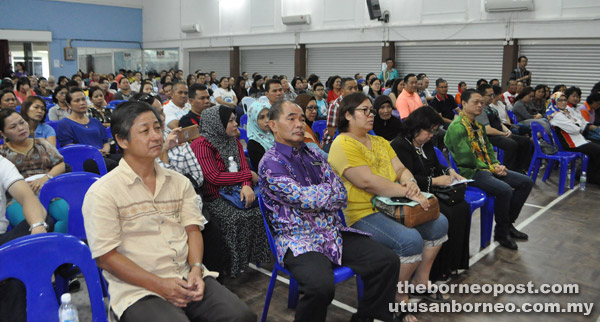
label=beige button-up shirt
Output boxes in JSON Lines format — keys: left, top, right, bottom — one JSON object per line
{"left": 82, "top": 158, "right": 206, "bottom": 317}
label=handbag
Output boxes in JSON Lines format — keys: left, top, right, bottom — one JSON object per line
{"left": 538, "top": 139, "right": 558, "bottom": 155}
{"left": 371, "top": 193, "right": 440, "bottom": 228}
{"left": 431, "top": 183, "right": 467, "bottom": 206}
{"left": 219, "top": 185, "right": 260, "bottom": 209}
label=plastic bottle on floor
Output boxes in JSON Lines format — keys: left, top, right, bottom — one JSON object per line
{"left": 58, "top": 293, "right": 79, "bottom": 322}
{"left": 580, "top": 171, "right": 586, "bottom": 191}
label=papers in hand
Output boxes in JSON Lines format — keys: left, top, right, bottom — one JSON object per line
{"left": 25, "top": 174, "right": 46, "bottom": 182}
{"left": 450, "top": 179, "right": 473, "bottom": 186}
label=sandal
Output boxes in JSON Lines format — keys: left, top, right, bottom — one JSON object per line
{"left": 395, "top": 311, "right": 420, "bottom": 322}
{"left": 409, "top": 289, "right": 450, "bottom": 303}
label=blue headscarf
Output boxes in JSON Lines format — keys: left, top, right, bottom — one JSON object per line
{"left": 247, "top": 100, "right": 275, "bottom": 151}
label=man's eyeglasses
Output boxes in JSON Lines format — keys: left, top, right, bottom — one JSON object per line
{"left": 355, "top": 108, "right": 376, "bottom": 116}
{"left": 556, "top": 98, "right": 567, "bottom": 102}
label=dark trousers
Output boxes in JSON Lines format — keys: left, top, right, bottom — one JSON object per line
{"left": 0, "top": 217, "right": 55, "bottom": 322}
{"left": 489, "top": 134, "right": 532, "bottom": 173}
{"left": 566, "top": 142, "right": 600, "bottom": 185}
{"left": 470, "top": 170, "right": 533, "bottom": 237}
{"left": 120, "top": 277, "right": 256, "bottom": 322}
{"left": 283, "top": 231, "right": 399, "bottom": 322}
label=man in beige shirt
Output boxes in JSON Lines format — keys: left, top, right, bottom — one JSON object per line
{"left": 82, "top": 101, "right": 255, "bottom": 322}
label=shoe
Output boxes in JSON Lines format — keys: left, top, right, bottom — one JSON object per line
{"left": 68, "top": 277, "right": 81, "bottom": 293}
{"left": 494, "top": 235, "right": 518, "bottom": 250}
{"left": 509, "top": 225, "right": 529, "bottom": 240}
{"left": 349, "top": 313, "right": 373, "bottom": 322}
{"left": 409, "top": 289, "right": 450, "bottom": 303}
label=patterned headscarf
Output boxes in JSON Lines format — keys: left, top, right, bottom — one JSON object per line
{"left": 199, "top": 106, "right": 241, "bottom": 168}
{"left": 247, "top": 100, "right": 275, "bottom": 151}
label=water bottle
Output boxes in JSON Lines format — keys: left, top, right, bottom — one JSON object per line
{"left": 58, "top": 293, "right": 79, "bottom": 322}
{"left": 580, "top": 171, "right": 586, "bottom": 191}
{"left": 228, "top": 156, "right": 238, "bottom": 172}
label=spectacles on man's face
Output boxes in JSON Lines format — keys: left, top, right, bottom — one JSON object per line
{"left": 557, "top": 98, "right": 567, "bottom": 102}
{"left": 355, "top": 107, "right": 376, "bottom": 116}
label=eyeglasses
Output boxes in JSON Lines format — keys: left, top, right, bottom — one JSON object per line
{"left": 556, "top": 98, "right": 567, "bottom": 102}
{"left": 306, "top": 105, "right": 318, "bottom": 111}
{"left": 135, "top": 93, "right": 158, "bottom": 105}
{"left": 424, "top": 127, "right": 439, "bottom": 134}
{"left": 355, "top": 108, "right": 376, "bottom": 116}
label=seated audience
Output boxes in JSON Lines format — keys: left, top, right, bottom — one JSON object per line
{"left": 82, "top": 101, "right": 255, "bottom": 322}
{"left": 247, "top": 101, "right": 275, "bottom": 170}
{"left": 502, "top": 79, "right": 518, "bottom": 110}
{"left": 513, "top": 86, "right": 552, "bottom": 134}
{"left": 48, "top": 85, "right": 71, "bottom": 121}
{"left": 13, "top": 77, "right": 36, "bottom": 104}
{"left": 87, "top": 86, "right": 112, "bottom": 127}
{"left": 444, "top": 89, "right": 533, "bottom": 250}
{"left": 323, "top": 78, "right": 359, "bottom": 148}
{"left": 0, "top": 154, "right": 51, "bottom": 322}
{"left": 0, "top": 90, "right": 18, "bottom": 110}
{"left": 372, "top": 95, "right": 402, "bottom": 141}
{"left": 390, "top": 106, "right": 471, "bottom": 282}
{"left": 191, "top": 106, "right": 270, "bottom": 277}
{"left": 179, "top": 84, "right": 211, "bottom": 129}
{"left": 294, "top": 94, "right": 327, "bottom": 155}
{"left": 21, "top": 96, "right": 56, "bottom": 146}
{"left": 477, "top": 84, "right": 531, "bottom": 173}
{"left": 163, "top": 82, "right": 191, "bottom": 129}
{"left": 233, "top": 76, "right": 248, "bottom": 102}
{"left": 454, "top": 81, "right": 467, "bottom": 106}
{"left": 248, "top": 74, "right": 265, "bottom": 98}
{"left": 214, "top": 77, "right": 238, "bottom": 110}
{"left": 113, "top": 74, "right": 136, "bottom": 100}
{"left": 388, "top": 77, "right": 405, "bottom": 106}
{"left": 0, "top": 109, "right": 67, "bottom": 227}
{"left": 327, "top": 76, "right": 342, "bottom": 104}
{"left": 281, "top": 78, "right": 297, "bottom": 101}
{"left": 57, "top": 87, "right": 119, "bottom": 173}
{"left": 367, "top": 77, "right": 382, "bottom": 101}
{"left": 259, "top": 100, "right": 399, "bottom": 322}
{"left": 550, "top": 92, "right": 600, "bottom": 186}
{"left": 328, "top": 92, "right": 449, "bottom": 322}
{"left": 532, "top": 85, "right": 548, "bottom": 115}
{"left": 579, "top": 92, "right": 600, "bottom": 124}
{"left": 34, "top": 77, "right": 52, "bottom": 97}
{"left": 312, "top": 82, "right": 328, "bottom": 119}
{"left": 99, "top": 77, "right": 114, "bottom": 103}
{"left": 141, "top": 81, "right": 154, "bottom": 94}
{"left": 396, "top": 74, "right": 422, "bottom": 120}
{"left": 429, "top": 78, "right": 460, "bottom": 128}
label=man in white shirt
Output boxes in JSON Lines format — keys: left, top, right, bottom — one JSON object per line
{"left": 163, "top": 82, "right": 191, "bottom": 129}
{"left": 130, "top": 71, "right": 142, "bottom": 93}
{"left": 502, "top": 79, "right": 518, "bottom": 111}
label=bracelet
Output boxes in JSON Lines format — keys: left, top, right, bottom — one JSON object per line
{"left": 29, "top": 221, "right": 48, "bottom": 232}
{"left": 191, "top": 262, "right": 205, "bottom": 276}
{"left": 408, "top": 178, "right": 417, "bottom": 183}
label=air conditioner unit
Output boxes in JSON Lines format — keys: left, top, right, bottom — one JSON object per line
{"left": 484, "top": 0, "right": 533, "bottom": 12}
{"left": 182, "top": 24, "right": 201, "bottom": 33}
{"left": 282, "top": 14, "right": 311, "bottom": 25}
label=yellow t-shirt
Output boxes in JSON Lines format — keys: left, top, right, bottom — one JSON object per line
{"left": 328, "top": 134, "right": 398, "bottom": 226}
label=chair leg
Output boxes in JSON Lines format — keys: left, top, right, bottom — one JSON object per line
{"left": 480, "top": 197, "right": 494, "bottom": 248}
{"left": 558, "top": 159, "right": 568, "bottom": 195}
{"left": 261, "top": 268, "right": 279, "bottom": 322}
{"left": 356, "top": 275, "right": 364, "bottom": 300}
{"left": 288, "top": 277, "right": 299, "bottom": 309}
{"left": 542, "top": 160, "right": 555, "bottom": 182}
{"left": 570, "top": 158, "right": 577, "bottom": 189}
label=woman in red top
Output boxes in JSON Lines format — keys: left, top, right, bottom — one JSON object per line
{"left": 191, "top": 105, "right": 269, "bottom": 277}
{"left": 14, "top": 77, "right": 36, "bottom": 104}
{"left": 454, "top": 81, "right": 467, "bottom": 106}
{"left": 327, "top": 75, "right": 342, "bottom": 104}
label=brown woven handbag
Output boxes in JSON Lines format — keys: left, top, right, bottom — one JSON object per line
{"left": 371, "top": 194, "right": 440, "bottom": 228}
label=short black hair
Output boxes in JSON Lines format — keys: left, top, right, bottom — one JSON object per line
{"left": 52, "top": 85, "right": 69, "bottom": 103}
{"left": 99, "top": 77, "right": 108, "bottom": 84}
{"left": 386, "top": 57, "right": 394, "bottom": 62}
{"left": 110, "top": 100, "right": 162, "bottom": 148}
{"left": 518, "top": 55, "right": 528, "bottom": 62}
{"left": 506, "top": 78, "right": 517, "bottom": 86}
{"left": 66, "top": 80, "right": 79, "bottom": 89}
{"left": 265, "top": 79, "right": 282, "bottom": 92}
{"left": 564, "top": 86, "right": 582, "bottom": 99}
{"left": 307, "top": 74, "right": 319, "bottom": 85}
{"left": 404, "top": 73, "right": 416, "bottom": 83}
{"left": 553, "top": 84, "right": 566, "bottom": 93}
{"left": 337, "top": 92, "right": 370, "bottom": 133}
{"left": 489, "top": 78, "right": 499, "bottom": 84}
{"left": 587, "top": 92, "right": 600, "bottom": 104}
{"left": 492, "top": 85, "right": 502, "bottom": 96}
{"left": 88, "top": 86, "right": 103, "bottom": 98}
{"left": 477, "top": 79, "right": 488, "bottom": 87}
{"left": 313, "top": 82, "right": 324, "bottom": 91}
{"left": 461, "top": 89, "right": 480, "bottom": 104}
{"left": 416, "top": 73, "right": 427, "bottom": 80}
{"left": 66, "top": 87, "right": 85, "bottom": 104}
{"left": 21, "top": 96, "right": 48, "bottom": 124}
{"left": 435, "top": 78, "right": 447, "bottom": 87}
{"left": 188, "top": 83, "right": 208, "bottom": 99}
{"left": 0, "top": 89, "right": 16, "bottom": 103}
{"left": 354, "top": 73, "right": 361, "bottom": 80}
{"left": 399, "top": 106, "right": 443, "bottom": 141}
{"left": 16, "top": 77, "right": 30, "bottom": 91}
{"left": 340, "top": 77, "right": 356, "bottom": 89}
{"left": 478, "top": 83, "right": 492, "bottom": 93}
{"left": 515, "top": 86, "right": 534, "bottom": 101}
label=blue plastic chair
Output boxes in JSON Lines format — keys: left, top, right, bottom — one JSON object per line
{"left": 59, "top": 144, "right": 107, "bottom": 175}
{"left": 258, "top": 194, "right": 363, "bottom": 322}
{"left": 548, "top": 125, "right": 588, "bottom": 186}
{"left": 46, "top": 121, "right": 60, "bottom": 148}
{"left": 0, "top": 233, "right": 108, "bottom": 322}
{"left": 107, "top": 100, "right": 127, "bottom": 109}
{"left": 311, "top": 120, "right": 327, "bottom": 141}
{"left": 443, "top": 148, "right": 495, "bottom": 248}
{"left": 39, "top": 172, "right": 100, "bottom": 239}
{"left": 493, "top": 146, "right": 504, "bottom": 164}
{"left": 506, "top": 110, "right": 518, "bottom": 124}
{"left": 41, "top": 96, "right": 53, "bottom": 104}
{"left": 240, "top": 114, "right": 248, "bottom": 130}
{"left": 527, "top": 122, "right": 578, "bottom": 195}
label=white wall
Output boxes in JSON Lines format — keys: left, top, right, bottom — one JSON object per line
{"left": 142, "top": 0, "right": 600, "bottom": 70}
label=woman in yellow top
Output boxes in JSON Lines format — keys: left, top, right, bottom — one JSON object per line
{"left": 328, "top": 92, "right": 449, "bottom": 321}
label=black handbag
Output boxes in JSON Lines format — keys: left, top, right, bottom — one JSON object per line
{"left": 431, "top": 183, "right": 467, "bottom": 206}
{"left": 538, "top": 139, "right": 558, "bottom": 155}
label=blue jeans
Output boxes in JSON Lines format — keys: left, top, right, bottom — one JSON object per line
{"left": 469, "top": 169, "right": 533, "bottom": 237}
{"left": 351, "top": 212, "right": 448, "bottom": 264}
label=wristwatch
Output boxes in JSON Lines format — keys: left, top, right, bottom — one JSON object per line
{"left": 46, "top": 174, "right": 53, "bottom": 179}
{"left": 192, "top": 262, "right": 206, "bottom": 276}
{"left": 408, "top": 178, "right": 417, "bottom": 183}
{"left": 29, "top": 221, "right": 49, "bottom": 232}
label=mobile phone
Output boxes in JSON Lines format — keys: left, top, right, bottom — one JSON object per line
{"left": 177, "top": 125, "right": 200, "bottom": 143}
{"left": 390, "top": 197, "right": 411, "bottom": 203}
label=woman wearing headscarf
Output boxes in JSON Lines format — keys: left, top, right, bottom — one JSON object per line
{"left": 246, "top": 101, "right": 275, "bottom": 170}
{"left": 191, "top": 106, "right": 270, "bottom": 277}
{"left": 454, "top": 81, "right": 467, "bottom": 106}
{"left": 373, "top": 95, "right": 402, "bottom": 141}
{"left": 294, "top": 94, "right": 327, "bottom": 157}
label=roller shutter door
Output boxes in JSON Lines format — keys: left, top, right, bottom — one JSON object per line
{"left": 241, "top": 48, "right": 294, "bottom": 78}
{"left": 307, "top": 46, "right": 381, "bottom": 80}
{"left": 396, "top": 44, "right": 503, "bottom": 95}
{"left": 189, "top": 50, "right": 230, "bottom": 78}
{"left": 519, "top": 43, "right": 600, "bottom": 95}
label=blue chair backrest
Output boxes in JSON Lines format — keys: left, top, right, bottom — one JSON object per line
{"left": 39, "top": 172, "right": 100, "bottom": 239}
{"left": 549, "top": 125, "right": 566, "bottom": 151}
{"left": 107, "top": 100, "right": 127, "bottom": 109}
{"left": 105, "top": 126, "right": 113, "bottom": 139}
{"left": 433, "top": 147, "right": 449, "bottom": 167}
{"left": 447, "top": 150, "right": 460, "bottom": 172}
{"left": 46, "top": 121, "right": 60, "bottom": 148}
{"left": 257, "top": 194, "right": 280, "bottom": 260}
{"left": 239, "top": 127, "right": 248, "bottom": 144}
{"left": 311, "top": 120, "right": 327, "bottom": 141}
{"left": 59, "top": 144, "right": 107, "bottom": 175}
{"left": 530, "top": 122, "right": 553, "bottom": 155}
{"left": 240, "top": 114, "right": 248, "bottom": 130}
{"left": 241, "top": 97, "right": 255, "bottom": 113}
{"left": 506, "top": 110, "right": 518, "bottom": 124}
{"left": 0, "top": 233, "right": 108, "bottom": 322}
{"left": 16, "top": 105, "right": 21, "bottom": 113}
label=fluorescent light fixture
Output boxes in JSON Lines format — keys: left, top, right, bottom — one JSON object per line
{"left": 219, "top": 0, "right": 244, "bottom": 10}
